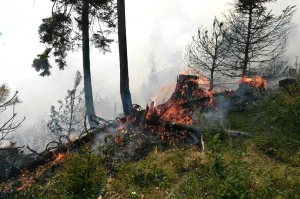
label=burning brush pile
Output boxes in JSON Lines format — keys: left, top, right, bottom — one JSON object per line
{"left": 146, "top": 74, "right": 214, "bottom": 124}
{"left": 0, "top": 74, "right": 268, "bottom": 197}
{"left": 142, "top": 74, "right": 267, "bottom": 140}
{"left": 143, "top": 74, "right": 214, "bottom": 140}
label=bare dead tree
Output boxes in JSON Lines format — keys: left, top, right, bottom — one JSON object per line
{"left": 220, "top": 0, "right": 296, "bottom": 77}
{"left": 184, "top": 18, "right": 231, "bottom": 91}
{"left": 0, "top": 84, "right": 25, "bottom": 145}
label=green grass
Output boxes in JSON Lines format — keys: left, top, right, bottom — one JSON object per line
{"left": 14, "top": 77, "right": 300, "bottom": 199}
{"left": 106, "top": 140, "right": 300, "bottom": 199}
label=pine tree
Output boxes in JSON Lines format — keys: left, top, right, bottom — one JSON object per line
{"left": 32, "top": 0, "right": 116, "bottom": 128}
{"left": 47, "top": 71, "right": 85, "bottom": 138}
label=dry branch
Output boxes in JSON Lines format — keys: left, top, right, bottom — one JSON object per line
{"left": 5, "top": 128, "right": 101, "bottom": 181}
{"left": 0, "top": 146, "right": 24, "bottom": 150}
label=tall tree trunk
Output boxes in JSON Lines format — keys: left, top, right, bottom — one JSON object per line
{"left": 243, "top": 5, "right": 253, "bottom": 77}
{"left": 210, "top": 70, "right": 214, "bottom": 91}
{"left": 117, "top": 0, "right": 133, "bottom": 116}
{"left": 82, "top": 0, "right": 97, "bottom": 128}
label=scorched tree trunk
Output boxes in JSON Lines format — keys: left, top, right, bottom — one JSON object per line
{"left": 118, "top": 0, "right": 133, "bottom": 116}
{"left": 82, "top": 0, "right": 97, "bottom": 128}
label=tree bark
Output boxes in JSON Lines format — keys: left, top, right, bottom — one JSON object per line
{"left": 82, "top": 0, "right": 98, "bottom": 128}
{"left": 243, "top": 4, "right": 253, "bottom": 77}
{"left": 118, "top": 0, "right": 133, "bottom": 116}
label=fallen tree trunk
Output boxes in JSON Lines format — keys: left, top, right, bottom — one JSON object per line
{"left": 145, "top": 119, "right": 250, "bottom": 138}
{"left": 226, "top": 129, "right": 250, "bottom": 137}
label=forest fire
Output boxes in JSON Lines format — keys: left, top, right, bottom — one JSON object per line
{"left": 239, "top": 76, "right": 267, "bottom": 91}
{"left": 1, "top": 73, "right": 262, "bottom": 196}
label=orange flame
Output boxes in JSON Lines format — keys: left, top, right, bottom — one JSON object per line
{"left": 16, "top": 166, "right": 47, "bottom": 192}
{"left": 13, "top": 153, "right": 66, "bottom": 192}
{"left": 204, "top": 91, "right": 213, "bottom": 105}
{"left": 146, "top": 73, "right": 217, "bottom": 139}
{"left": 54, "top": 152, "right": 65, "bottom": 163}
{"left": 151, "top": 95, "right": 158, "bottom": 107}
{"left": 239, "top": 76, "right": 267, "bottom": 90}
{"left": 146, "top": 76, "right": 215, "bottom": 125}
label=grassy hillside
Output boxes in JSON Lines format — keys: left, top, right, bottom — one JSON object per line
{"left": 13, "top": 78, "right": 300, "bottom": 199}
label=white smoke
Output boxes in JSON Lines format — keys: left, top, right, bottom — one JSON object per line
{"left": 203, "top": 95, "right": 233, "bottom": 124}
{"left": 0, "top": 140, "right": 11, "bottom": 148}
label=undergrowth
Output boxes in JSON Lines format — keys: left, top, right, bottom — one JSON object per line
{"left": 14, "top": 78, "right": 300, "bottom": 199}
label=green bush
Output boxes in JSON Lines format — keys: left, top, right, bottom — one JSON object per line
{"left": 26, "top": 145, "right": 107, "bottom": 199}
{"left": 57, "top": 149, "right": 106, "bottom": 198}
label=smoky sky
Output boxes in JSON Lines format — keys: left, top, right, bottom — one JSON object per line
{"left": 0, "top": 0, "right": 299, "bottom": 140}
